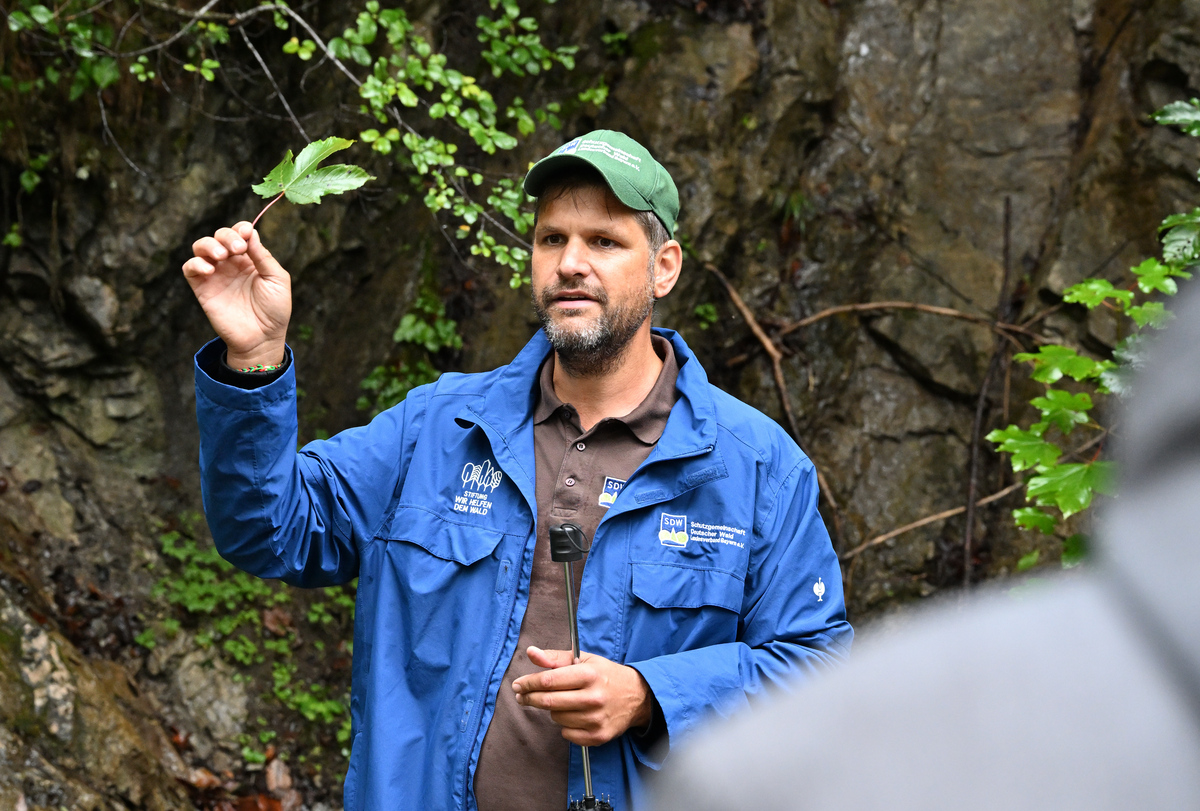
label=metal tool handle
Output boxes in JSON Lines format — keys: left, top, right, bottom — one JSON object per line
{"left": 550, "top": 523, "right": 600, "bottom": 808}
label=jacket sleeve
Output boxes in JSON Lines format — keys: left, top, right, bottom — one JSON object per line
{"left": 627, "top": 457, "right": 853, "bottom": 767}
{"left": 194, "top": 338, "right": 423, "bottom": 588}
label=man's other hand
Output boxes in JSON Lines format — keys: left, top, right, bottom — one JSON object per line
{"left": 182, "top": 221, "right": 291, "bottom": 369}
{"left": 512, "top": 646, "right": 653, "bottom": 746}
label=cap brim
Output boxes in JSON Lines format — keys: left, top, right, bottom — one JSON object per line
{"left": 523, "top": 154, "right": 648, "bottom": 214}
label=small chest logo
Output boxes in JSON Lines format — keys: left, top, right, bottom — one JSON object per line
{"left": 599, "top": 477, "right": 626, "bottom": 508}
{"left": 454, "top": 459, "right": 503, "bottom": 517}
{"left": 814, "top": 578, "right": 825, "bottom": 602}
{"left": 659, "top": 513, "right": 689, "bottom": 548}
{"left": 461, "top": 460, "right": 503, "bottom": 493}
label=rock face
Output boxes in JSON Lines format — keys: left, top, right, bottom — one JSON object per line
{"left": 2, "top": 0, "right": 1198, "bottom": 805}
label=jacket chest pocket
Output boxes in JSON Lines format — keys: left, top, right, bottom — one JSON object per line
{"left": 624, "top": 562, "right": 743, "bottom": 660}
{"left": 375, "top": 505, "right": 505, "bottom": 565}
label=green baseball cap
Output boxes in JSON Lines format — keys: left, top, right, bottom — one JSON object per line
{"left": 523, "top": 129, "right": 679, "bottom": 238}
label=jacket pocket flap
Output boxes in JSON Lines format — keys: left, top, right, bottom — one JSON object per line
{"left": 376, "top": 506, "right": 504, "bottom": 565}
{"left": 630, "top": 563, "right": 743, "bottom": 611}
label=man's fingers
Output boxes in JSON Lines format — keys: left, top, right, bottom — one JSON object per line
{"left": 182, "top": 257, "right": 215, "bottom": 279}
{"left": 213, "top": 226, "right": 248, "bottom": 255}
{"left": 191, "top": 235, "right": 230, "bottom": 262}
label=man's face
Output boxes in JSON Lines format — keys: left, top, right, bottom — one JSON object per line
{"left": 530, "top": 185, "right": 656, "bottom": 375}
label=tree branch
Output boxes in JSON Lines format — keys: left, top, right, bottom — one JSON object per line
{"left": 777, "top": 300, "right": 1042, "bottom": 346}
{"left": 238, "top": 25, "right": 309, "bottom": 142}
{"left": 840, "top": 482, "right": 1024, "bottom": 561}
{"left": 705, "top": 263, "right": 846, "bottom": 548}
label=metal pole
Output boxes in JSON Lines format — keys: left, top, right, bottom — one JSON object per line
{"left": 561, "top": 560, "right": 594, "bottom": 801}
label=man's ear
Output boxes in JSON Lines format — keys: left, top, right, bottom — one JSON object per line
{"left": 652, "top": 240, "right": 683, "bottom": 299}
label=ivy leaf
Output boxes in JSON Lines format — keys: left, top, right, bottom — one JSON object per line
{"left": 1162, "top": 222, "right": 1200, "bottom": 265}
{"left": 251, "top": 137, "right": 375, "bottom": 205}
{"left": 1016, "top": 550, "right": 1041, "bottom": 572}
{"left": 1100, "top": 333, "right": 1159, "bottom": 395}
{"left": 1013, "top": 507, "right": 1057, "bottom": 535}
{"left": 1061, "top": 533, "right": 1088, "bottom": 569}
{"left": 1062, "top": 278, "right": 1133, "bottom": 309}
{"left": 1126, "top": 300, "right": 1171, "bottom": 329}
{"left": 986, "top": 424, "right": 1062, "bottom": 471}
{"left": 1153, "top": 98, "right": 1200, "bottom": 137}
{"left": 1013, "top": 345, "right": 1114, "bottom": 384}
{"left": 1130, "top": 256, "right": 1191, "bottom": 295}
{"left": 1027, "top": 461, "right": 1115, "bottom": 519}
{"left": 1030, "top": 389, "right": 1093, "bottom": 434}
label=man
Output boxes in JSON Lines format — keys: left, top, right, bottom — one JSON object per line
{"left": 184, "top": 130, "right": 852, "bottom": 811}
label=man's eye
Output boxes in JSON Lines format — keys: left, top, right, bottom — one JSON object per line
{"left": 543, "top": 234, "right": 564, "bottom": 245}
{"left": 596, "top": 237, "right": 616, "bottom": 249}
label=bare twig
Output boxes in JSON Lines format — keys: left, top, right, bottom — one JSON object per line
{"left": 778, "top": 300, "right": 1042, "bottom": 345}
{"left": 705, "top": 263, "right": 846, "bottom": 548}
{"left": 238, "top": 25, "right": 309, "bottom": 141}
{"left": 840, "top": 482, "right": 1024, "bottom": 561}
{"left": 964, "top": 197, "right": 1015, "bottom": 589}
{"left": 120, "top": 0, "right": 221, "bottom": 57}
{"left": 97, "top": 90, "right": 150, "bottom": 179}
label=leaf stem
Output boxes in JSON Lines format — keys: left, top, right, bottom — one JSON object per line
{"left": 251, "top": 191, "right": 285, "bottom": 229}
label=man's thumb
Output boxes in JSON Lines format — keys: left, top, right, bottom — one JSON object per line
{"left": 527, "top": 646, "right": 575, "bottom": 669}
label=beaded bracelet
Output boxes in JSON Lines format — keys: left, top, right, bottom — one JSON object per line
{"left": 237, "top": 363, "right": 283, "bottom": 374}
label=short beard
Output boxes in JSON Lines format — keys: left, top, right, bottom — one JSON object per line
{"left": 533, "top": 271, "right": 655, "bottom": 377}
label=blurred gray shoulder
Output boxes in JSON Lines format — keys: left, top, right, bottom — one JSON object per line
{"left": 650, "top": 575, "right": 1200, "bottom": 811}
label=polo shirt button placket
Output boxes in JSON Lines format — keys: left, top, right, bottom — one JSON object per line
{"left": 565, "top": 477, "right": 576, "bottom": 487}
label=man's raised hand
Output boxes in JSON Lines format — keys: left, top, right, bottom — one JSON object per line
{"left": 182, "top": 221, "right": 291, "bottom": 369}
{"left": 512, "top": 646, "right": 654, "bottom": 746}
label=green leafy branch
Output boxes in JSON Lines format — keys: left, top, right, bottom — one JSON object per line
{"left": 988, "top": 99, "right": 1200, "bottom": 550}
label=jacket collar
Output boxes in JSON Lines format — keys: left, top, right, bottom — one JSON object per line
{"left": 457, "top": 328, "right": 722, "bottom": 512}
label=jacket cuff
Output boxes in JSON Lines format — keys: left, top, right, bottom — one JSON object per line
{"left": 195, "top": 338, "right": 296, "bottom": 409}
{"left": 627, "top": 661, "right": 683, "bottom": 769}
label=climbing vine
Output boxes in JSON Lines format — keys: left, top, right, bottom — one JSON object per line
{"left": 986, "top": 99, "right": 1200, "bottom": 560}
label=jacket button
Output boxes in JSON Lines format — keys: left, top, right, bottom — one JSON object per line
{"left": 565, "top": 477, "right": 576, "bottom": 486}
{"left": 576, "top": 442, "right": 586, "bottom": 451}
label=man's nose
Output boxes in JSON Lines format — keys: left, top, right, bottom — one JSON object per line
{"left": 557, "top": 236, "right": 591, "bottom": 278}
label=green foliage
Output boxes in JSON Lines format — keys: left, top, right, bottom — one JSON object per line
{"left": 989, "top": 100, "right": 1198, "bottom": 561}
{"left": 1016, "top": 550, "right": 1040, "bottom": 572}
{"left": 1152, "top": 98, "right": 1200, "bottom": 137}
{"left": 2, "top": 223, "right": 21, "bottom": 247}
{"left": 252, "top": 137, "right": 376, "bottom": 209}
{"left": 182, "top": 58, "right": 220, "bottom": 82}
{"left": 357, "top": 288, "right": 460, "bottom": 415}
{"left": 693, "top": 303, "right": 719, "bottom": 330}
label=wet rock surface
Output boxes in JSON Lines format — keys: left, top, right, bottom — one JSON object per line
{"left": 2, "top": 0, "right": 1199, "bottom": 805}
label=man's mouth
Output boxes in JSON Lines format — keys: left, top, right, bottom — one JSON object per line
{"left": 548, "top": 288, "right": 604, "bottom": 309}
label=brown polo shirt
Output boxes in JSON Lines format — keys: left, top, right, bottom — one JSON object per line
{"left": 473, "top": 335, "right": 679, "bottom": 811}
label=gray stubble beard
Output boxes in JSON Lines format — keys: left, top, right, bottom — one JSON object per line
{"left": 532, "top": 269, "right": 656, "bottom": 378}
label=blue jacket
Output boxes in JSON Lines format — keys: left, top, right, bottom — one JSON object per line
{"left": 195, "top": 328, "right": 852, "bottom": 811}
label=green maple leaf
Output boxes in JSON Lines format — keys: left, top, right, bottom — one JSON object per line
{"left": 1130, "top": 257, "right": 1191, "bottom": 296}
{"left": 251, "top": 137, "right": 375, "bottom": 205}
{"left": 986, "top": 424, "right": 1062, "bottom": 472}
{"left": 1030, "top": 389, "right": 1093, "bottom": 435}
{"left": 1026, "top": 461, "right": 1115, "bottom": 519}
{"left": 1062, "top": 278, "right": 1133, "bottom": 309}
{"left": 1013, "top": 507, "right": 1057, "bottom": 535}
{"left": 1014, "top": 345, "right": 1114, "bottom": 384}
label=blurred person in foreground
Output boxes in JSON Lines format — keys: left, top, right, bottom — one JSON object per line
{"left": 182, "top": 130, "right": 852, "bottom": 811}
{"left": 650, "top": 287, "right": 1200, "bottom": 809}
